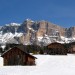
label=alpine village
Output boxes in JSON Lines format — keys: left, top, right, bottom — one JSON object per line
{"left": 0, "top": 19, "right": 75, "bottom": 66}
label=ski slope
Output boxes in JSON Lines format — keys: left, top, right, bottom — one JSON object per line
{"left": 0, "top": 55, "right": 75, "bottom": 75}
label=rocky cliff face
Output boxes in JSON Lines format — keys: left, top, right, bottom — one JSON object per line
{"left": 0, "top": 19, "right": 75, "bottom": 46}
{"left": 66, "top": 27, "right": 75, "bottom": 38}
{"left": 19, "top": 19, "right": 65, "bottom": 37}
{"left": 17, "top": 19, "right": 67, "bottom": 45}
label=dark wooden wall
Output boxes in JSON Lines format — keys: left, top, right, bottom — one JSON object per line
{"left": 3, "top": 47, "right": 35, "bottom": 66}
{"left": 47, "top": 43, "right": 67, "bottom": 55}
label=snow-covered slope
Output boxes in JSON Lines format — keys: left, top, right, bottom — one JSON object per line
{"left": 0, "top": 32, "right": 23, "bottom": 44}
{"left": 0, "top": 57, "right": 3, "bottom": 66}
{"left": 0, "top": 55, "right": 75, "bottom": 75}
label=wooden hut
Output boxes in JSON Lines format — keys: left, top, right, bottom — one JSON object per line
{"left": 47, "top": 42, "right": 67, "bottom": 55}
{"left": 68, "top": 42, "right": 75, "bottom": 53}
{"left": 1, "top": 46, "right": 37, "bottom": 66}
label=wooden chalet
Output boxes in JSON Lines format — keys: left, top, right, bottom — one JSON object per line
{"left": 69, "top": 45, "right": 75, "bottom": 53}
{"left": 68, "top": 43, "right": 75, "bottom": 53}
{"left": 1, "top": 46, "right": 37, "bottom": 66}
{"left": 47, "top": 42, "right": 67, "bottom": 55}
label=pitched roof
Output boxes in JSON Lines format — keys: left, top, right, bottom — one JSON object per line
{"left": 47, "top": 42, "right": 64, "bottom": 49}
{"left": 1, "top": 46, "right": 37, "bottom": 59}
{"left": 47, "top": 42, "right": 63, "bottom": 46}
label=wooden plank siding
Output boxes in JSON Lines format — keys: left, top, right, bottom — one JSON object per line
{"left": 1, "top": 47, "right": 36, "bottom": 66}
{"left": 47, "top": 42, "right": 67, "bottom": 55}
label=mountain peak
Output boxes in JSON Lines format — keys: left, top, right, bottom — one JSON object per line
{"left": 5, "top": 23, "right": 21, "bottom": 26}
{"left": 0, "top": 19, "right": 75, "bottom": 45}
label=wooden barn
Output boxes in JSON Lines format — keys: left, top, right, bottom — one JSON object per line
{"left": 47, "top": 42, "right": 67, "bottom": 55}
{"left": 1, "top": 46, "right": 37, "bottom": 66}
{"left": 68, "top": 42, "right": 75, "bottom": 54}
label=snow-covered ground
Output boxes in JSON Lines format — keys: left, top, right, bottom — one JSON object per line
{"left": 0, "top": 54, "right": 75, "bottom": 75}
{"left": 0, "top": 57, "right": 3, "bottom": 66}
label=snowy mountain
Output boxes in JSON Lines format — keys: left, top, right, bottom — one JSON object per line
{"left": 0, "top": 19, "right": 75, "bottom": 45}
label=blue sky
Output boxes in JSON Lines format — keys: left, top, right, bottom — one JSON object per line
{"left": 0, "top": 0, "right": 75, "bottom": 27}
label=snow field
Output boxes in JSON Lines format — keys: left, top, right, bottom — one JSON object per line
{"left": 0, "top": 57, "right": 3, "bottom": 66}
{"left": 0, "top": 55, "right": 75, "bottom": 75}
